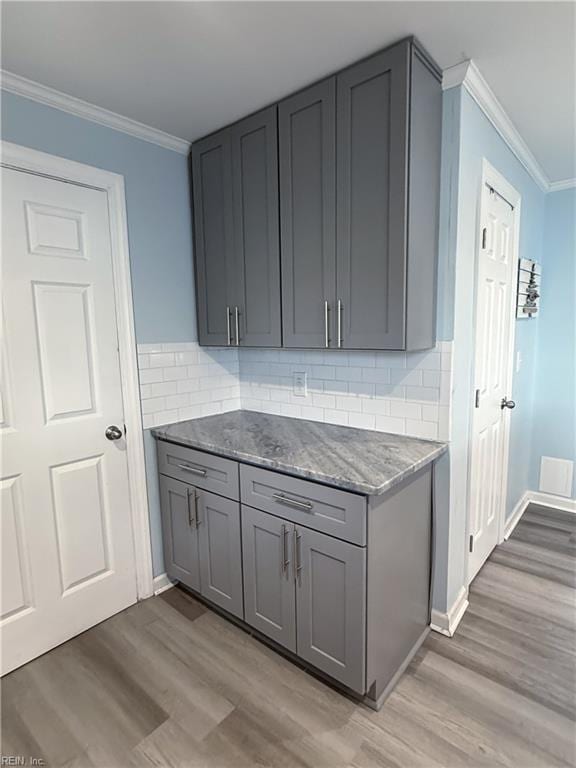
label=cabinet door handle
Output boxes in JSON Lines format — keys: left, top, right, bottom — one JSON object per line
{"left": 293, "top": 528, "right": 302, "bottom": 585}
{"left": 177, "top": 463, "right": 207, "bottom": 477}
{"left": 324, "top": 300, "right": 330, "bottom": 348}
{"left": 226, "top": 306, "right": 233, "bottom": 346}
{"left": 187, "top": 487, "right": 197, "bottom": 527}
{"left": 280, "top": 523, "right": 290, "bottom": 576}
{"left": 337, "top": 299, "right": 343, "bottom": 348}
{"left": 272, "top": 492, "right": 313, "bottom": 511}
{"left": 235, "top": 306, "right": 240, "bottom": 346}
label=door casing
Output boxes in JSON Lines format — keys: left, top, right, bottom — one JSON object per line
{"left": 1, "top": 141, "right": 154, "bottom": 599}
{"left": 466, "top": 159, "right": 521, "bottom": 585}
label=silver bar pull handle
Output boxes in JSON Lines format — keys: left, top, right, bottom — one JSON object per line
{"left": 337, "top": 299, "right": 343, "bottom": 348}
{"left": 283, "top": 524, "right": 290, "bottom": 575}
{"left": 294, "top": 528, "right": 302, "bottom": 585}
{"left": 177, "top": 463, "right": 207, "bottom": 477}
{"left": 235, "top": 306, "right": 240, "bottom": 346}
{"left": 280, "top": 524, "right": 290, "bottom": 576}
{"left": 324, "top": 300, "right": 330, "bottom": 348}
{"left": 272, "top": 492, "right": 313, "bottom": 511}
{"left": 226, "top": 306, "right": 233, "bottom": 346}
{"left": 187, "top": 487, "right": 197, "bottom": 527}
{"left": 195, "top": 489, "right": 201, "bottom": 528}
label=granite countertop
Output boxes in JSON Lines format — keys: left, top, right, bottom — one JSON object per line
{"left": 152, "top": 410, "right": 447, "bottom": 496}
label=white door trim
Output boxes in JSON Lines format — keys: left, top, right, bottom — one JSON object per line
{"left": 1, "top": 140, "right": 154, "bottom": 599}
{"left": 466, "top": 159, "right": 521, "bottom": 584}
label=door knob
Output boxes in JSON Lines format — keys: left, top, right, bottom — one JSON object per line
{"left": 501, "top": 398, "right": 516, "bottom": 410}
{"left": 105, "top": 425, "right": 123, "bottom": 440}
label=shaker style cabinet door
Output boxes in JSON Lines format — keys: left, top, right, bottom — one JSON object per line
{"left": 295, "top": 526, "right": 366, "bottom": 693}
{"left": 231, "top": 107, "right": 281, "bottom": 347}
{"left": 191, "top": 128, "right": 236, "bottom": 346}
{"left": 242, "top": 505, "right": 296, "bottom": 652}
{"left": 336, "top": 42, "right": 409, "bottom": 349}
{"left": 279, "top": 79, "right": 337, "bottom": 348}
{"left": 197, "top": 490, "right": 244, "bottom": 619}
{"left": 159, "top": 475, "right": 201, "bottom": 592}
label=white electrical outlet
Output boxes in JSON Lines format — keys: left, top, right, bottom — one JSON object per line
{"left": 293, "top": 371, "right": 307, "bottom": 397}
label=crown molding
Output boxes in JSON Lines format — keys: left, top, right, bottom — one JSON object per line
{"left": 1, "top": 69, "right": 190, "bottom": 155}
{"left": 443, "top": 60, "right": 552, "bottom": 193}
{"left": 548, "top": 178, "right": 576, "bottom": 193}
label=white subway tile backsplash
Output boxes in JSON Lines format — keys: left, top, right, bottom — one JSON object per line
{"left": 149, "top": 352, "right": 175, "bottom": 368}
{"left": 390, "top": 368, "right": 423, "bottom": 386}
{"left": 137, "top": 341, "right": 453, "bottom": 441}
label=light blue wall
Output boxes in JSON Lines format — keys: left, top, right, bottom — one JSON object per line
{"left": 456, "top": 89, "right": 546, "bottom": 524}
{"left": 435, "top": 88, "right": 547, "bottom": 612}
{"left": 1, "top": 91, "right": 196, "bottom": 343}
{"left": 2, "top": 91, "right": 196, "bottom": 577}
{"left": 531, "top": 189, "right": 576, "bottom": 497}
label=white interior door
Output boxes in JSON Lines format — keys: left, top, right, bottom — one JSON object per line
{"left": 1, "top": 167, "right": 138, "bottom": 675}
{"left": 468, "top": 179, "right": 517, "bottom": 582}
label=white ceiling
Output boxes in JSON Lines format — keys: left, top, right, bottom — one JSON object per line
{"left": 2, "top": 1, "right": 575, "bottom": 182}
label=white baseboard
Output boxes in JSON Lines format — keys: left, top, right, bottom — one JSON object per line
{"left": 504, "top": 490, "right": 576, "bottom": 541}
{"left": 504, "top": 491, "right": 532, "bottom": 539}
{"left": 153, "top": 572, "right": 175, "bottom": 595}
{"left": 528, "top": 491, "right": 576, "bottom": 514}
{"left": 431, "top": 586, "right": 469, "bottom": 637}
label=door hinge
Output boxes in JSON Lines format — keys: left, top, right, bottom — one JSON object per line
{"left": 475, "top": 389, "right": 480, "bottom": 408}
{"left": 481, "top": 227, "right": 487, "bottom": 249}
{"left": 469, "top": 535, "right": 474, "bottom": 553}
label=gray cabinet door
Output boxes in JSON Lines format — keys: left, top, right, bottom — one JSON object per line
{"left": 336, "top": 42, "right": 409, "bottom": 349}
{"left": 242, "top": 505, "right": 296, "bottom": 652}
{"left": 197, "top": 489, "right": 243, "bottom": 619}
{"left": 279, "top": 79, "right": 336, "bottom": 348}
{"left": 159, "top": 475, "right": 200, "bottom": 592}
{"left": 191, "top": 128, "right": 235, "bottom": 346}
{"left": 231, "top": 107, "right": 281, "bottom": 347}
{"left": 296, "top": 526, "right": 366, "bottom": 693}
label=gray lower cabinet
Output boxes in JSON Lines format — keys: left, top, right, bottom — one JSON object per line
{"left": 157, "top": 439, "right": 432, "bottom": 708}
{"left": 296, "top": 526, "right": 366, "bottom": 693}
{"left": 197, "top": 490, "right": 243, "bottom": 618}
{"left": 279, "top": 79, "right": 336, "bottom": 348}
{"left": 159, "top": 474, "right": 243, "bottom": 620}
{"left": 242, "top": 502, "right": 366, "bottom": 693}
{"left": 242, "top": 505, "right": 296, "bottom": 652}
{"left": 160, "top": 475, "right": 201, "bottom": 592}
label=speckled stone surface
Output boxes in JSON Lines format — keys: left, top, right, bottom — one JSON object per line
{"left": 152, "top": 410, "right": 447, "bottom": 496}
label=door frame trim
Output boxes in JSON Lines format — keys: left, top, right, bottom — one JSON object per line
{"left": 2, "top": 140, "right": 154, "bottom": 599}
{"left": 466, "top": 159, "right": 521, "bottom": 583}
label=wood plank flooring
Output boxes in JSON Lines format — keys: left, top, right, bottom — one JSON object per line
{"left": 2, "top": 503, "right": 575, "bottom": 767}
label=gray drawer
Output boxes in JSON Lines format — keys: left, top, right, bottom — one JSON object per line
{"left": 240, "top": 465, "right": 366, "bottom": 545}
{"left": 157, "top": 441, "right": 239, "bottom": 500}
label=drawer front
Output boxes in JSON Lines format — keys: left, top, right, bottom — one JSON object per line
{"left": 157, "top": 441, "right": 239, "bottom": 500}
{"left": 240, "top": 465, "right": 366, "bottom": 545}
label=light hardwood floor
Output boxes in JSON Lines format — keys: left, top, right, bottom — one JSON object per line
{"left": 2, "top": 503, "right": 575, "bottom": 767}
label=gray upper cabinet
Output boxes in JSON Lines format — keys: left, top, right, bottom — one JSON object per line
{"left": 231, "top": 107, "right": 281, "bottom": 347}
{"left": 197, "top": 490, "right": 243, "bottom": 619}
{"left": 242, "top": 504, "right": 296, "bottom": 652}
{"left": 336, "top": 43, "right": 408, "bottom": 350}
{"left": 159, "top": 475, "right": 201, "bottom": 592}
{"left": 191, "top": 128, "right": 235, "bottom": 346}
{"left": 279, "top": 79, "right": 336, "bottom": 348}
{"left": 296, "top": 526, "right": 366, "bottom": 693}
{"left": 192, "top": 37, "right": 441, "bottom": 350}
